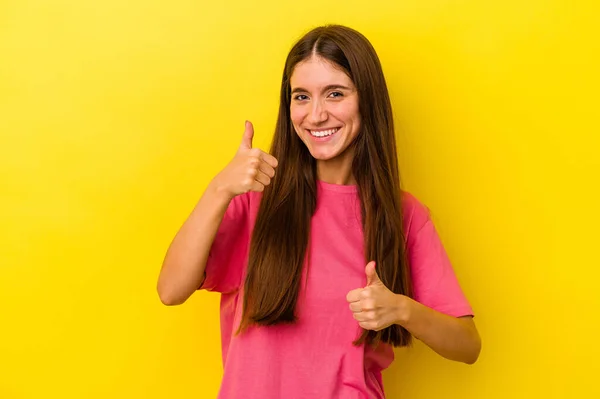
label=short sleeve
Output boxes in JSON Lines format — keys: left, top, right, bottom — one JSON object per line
{"left": 199, "top": 192, "right": 251, "bottom": 294}
{"left": 403, "top": 193, "right": 474, "bottom": 317}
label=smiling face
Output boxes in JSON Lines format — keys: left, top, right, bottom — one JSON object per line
{"left": 289, "top": 56, "right": 361, "bottom": 178}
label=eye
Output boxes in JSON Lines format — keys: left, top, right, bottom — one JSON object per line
{"left": 328, "top": 91, "right": 343, "bottom": 98}
{"left": 293, "top": 94, "right": 309, "bottom": 101}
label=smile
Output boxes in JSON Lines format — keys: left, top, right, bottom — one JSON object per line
{"left": 308, "top": 127, "right": 340, "bottom": 138}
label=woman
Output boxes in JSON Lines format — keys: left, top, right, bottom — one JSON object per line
{"left": 158, "top": 24, "right": 481, "bottom": 399}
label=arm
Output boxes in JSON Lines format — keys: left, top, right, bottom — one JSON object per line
{"left": 397, "top": 295, "right": 481, "bottom": 364}
{"left": 157, "top": 121, "right": 278, "bottom": 305}
{"left": 348, "top": 262, "right": 481, "bottom": 364}
{"left": 157, "top": 182, "right": 232, "bottom": 305}
{"left": 399, "top": 198, "right": 481, "bottom": 363}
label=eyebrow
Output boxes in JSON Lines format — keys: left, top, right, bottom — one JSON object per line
{"left": 291, "top": 84, "right": 353, "bottom": 94}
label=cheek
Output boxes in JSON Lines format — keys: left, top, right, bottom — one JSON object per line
{"left": 290, "top": 105, "right": 305, "bottom": 128}
{"left": 348, "top": 104, "right": 361, "bottom": 133}
{"left": 332, "top": 101, "right": 360, "bottom": 124}
{"left": 349, "top": 103, "right": 361, "bottom": 125}
{"left": 354, "top": 113, "right": 361, "bottom": 131}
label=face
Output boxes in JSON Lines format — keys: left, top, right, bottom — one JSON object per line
{"left": 289, "top": 56, "right": 361, "bottom": 162}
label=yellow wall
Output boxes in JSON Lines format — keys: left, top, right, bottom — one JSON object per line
{"left": 1, "top": 0, "right": 598, "bottom": 398}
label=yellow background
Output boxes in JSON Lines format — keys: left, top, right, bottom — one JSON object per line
{"left": 1, "top": 0, "right": 598, "bottom": 398}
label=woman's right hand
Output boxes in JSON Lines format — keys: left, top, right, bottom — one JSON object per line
{"left": 212, "top": 121, "right": 279, "bottom": 199}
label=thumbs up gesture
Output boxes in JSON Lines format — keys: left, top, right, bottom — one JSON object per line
{"left": 212, "top": 121, "right": 279, "bottom": 199}
{"left": 346, "top": 261, "right": 408, "bottom": 331}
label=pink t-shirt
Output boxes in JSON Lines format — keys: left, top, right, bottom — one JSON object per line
{"left": 201, "top": 180, "right": 473, "bottom": 399}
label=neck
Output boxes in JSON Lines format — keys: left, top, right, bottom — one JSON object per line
{"left": 316, "top": 151, "right": 356, "bottom": 185}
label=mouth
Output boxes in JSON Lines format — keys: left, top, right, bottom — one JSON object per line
{"left": 307, "top": 127, "right": 341, "bottom": 138}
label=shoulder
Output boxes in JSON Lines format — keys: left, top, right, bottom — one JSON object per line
{"left": 233, "top": 191, "right": 262, "bottom": 206}
{"left": 401, "top": 190, "right": 432, "bottom": 239}
{"left": 223, "top": 191, "right": 263, "bottom": 221}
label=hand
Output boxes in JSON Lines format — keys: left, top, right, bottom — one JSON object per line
{"left": 212, "top": 121, "right": 279, "bottom": 198}
{"left": 346, "top": 261, "right": 409, "bottom": 331}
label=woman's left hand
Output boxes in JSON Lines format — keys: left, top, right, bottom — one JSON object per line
{"left": 346, "top": 261, "right": 410, "bottom": 331}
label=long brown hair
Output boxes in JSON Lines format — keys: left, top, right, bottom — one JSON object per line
{"left": 238, "top": 25, "right": 413, "bottom": 347}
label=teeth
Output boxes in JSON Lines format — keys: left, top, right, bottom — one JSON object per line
{"left": 310, "top": 128, "right": 339, "bottom": 137}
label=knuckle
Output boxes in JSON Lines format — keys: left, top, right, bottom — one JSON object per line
{"left": 242, "top": 178, "right": 253, "bottom": 188}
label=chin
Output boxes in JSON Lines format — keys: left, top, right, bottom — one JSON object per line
{"left": 307, "top": 149, "right": 338, "bottom": 161}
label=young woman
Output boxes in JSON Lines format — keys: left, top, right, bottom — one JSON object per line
{"left": 158, "top": 24, "right": 481, "bottom": 399}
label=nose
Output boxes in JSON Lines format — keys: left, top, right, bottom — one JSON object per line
{"left": 308, "top": 99, "right": 328, "bottom": 124}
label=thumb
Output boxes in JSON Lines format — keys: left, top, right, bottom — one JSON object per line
{"left": 365, "top": 261, "right": 381, "bottom": 286}
{"left": 239, "top": 120, "right": 254, "bottom": 151}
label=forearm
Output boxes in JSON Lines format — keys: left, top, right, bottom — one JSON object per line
{"left": 157, "top": 180, "right": 232, "bottom": 305}
{"left": 398, "top": 297, "right": 481, "bottom": 364}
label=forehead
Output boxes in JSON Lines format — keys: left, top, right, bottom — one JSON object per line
{"left": 290, "top": 56, "right": 354, "bottom": 90}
